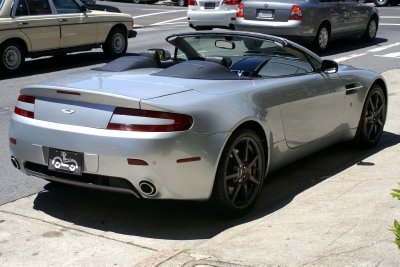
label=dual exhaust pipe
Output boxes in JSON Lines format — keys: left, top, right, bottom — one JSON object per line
{"left": 138, "top": 180, "right": 156, "bottom": 196}
{"left": 11, "top": 156, "right": 20, "bottom": 169}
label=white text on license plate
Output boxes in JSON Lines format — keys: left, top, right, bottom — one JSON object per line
{"left": 258, "top": 10, "right": 273, "bottom": 18}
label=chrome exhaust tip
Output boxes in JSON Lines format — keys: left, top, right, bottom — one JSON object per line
{"left": 11, "top": 156, "right": 20, "bottom": 169}
{"left": 138, "top": 181, "right": 156, "bottom": 196}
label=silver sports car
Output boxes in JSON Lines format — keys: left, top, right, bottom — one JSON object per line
{"left": 235, "top": 0, "right": 379, "bottom": 52}
{"left": 9, "top": 31, "right": 387, "bottom": 217}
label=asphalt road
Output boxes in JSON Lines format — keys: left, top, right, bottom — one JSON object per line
{"left": 1, "top": 3, "right": 400, "bottom": 208}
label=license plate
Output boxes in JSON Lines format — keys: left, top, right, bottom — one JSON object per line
{"left": 204, "top": 2, "right": 215, "bottom": 9}
{"left": 258, "top": 9, "right": 273, "bottom": 18}
{"left": 48, "top": 148, "right": 83, "bottom": 175}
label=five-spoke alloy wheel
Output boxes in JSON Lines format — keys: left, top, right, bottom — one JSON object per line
{"left": 356, "top": 85, "right": 386, "bottom": 148}
{"left": 210, "top": 129, "right": 265, "bottom": 217}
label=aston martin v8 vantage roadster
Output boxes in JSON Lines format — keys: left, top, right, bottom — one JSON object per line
{"left": 9, "top": 31, "right": 387, "bottom": 217}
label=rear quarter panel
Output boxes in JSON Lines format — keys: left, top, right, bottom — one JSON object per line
{"left": 92, "top": 11, "right": 132, "bottom": 43}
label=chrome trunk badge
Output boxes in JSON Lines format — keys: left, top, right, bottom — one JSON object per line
{"left": 264, "top": 3, "right": 268, "bottom": 8}
{"left": 62, "top": 109, "right": 75, "bottom": 114}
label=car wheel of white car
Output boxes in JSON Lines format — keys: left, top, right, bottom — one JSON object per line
{"left": 355, "top": 85, "right": 386, "bottom": 148}
{"left": 374, "top": 0, "right": 388, "bottom": 6}
{"left": 313, "top": 24, "right": 330, "bottom": 53}
{"left": 132, "top": 0, "right": 140, "bottom": 3}
{"left": 361, "top": 18, "right": 377, "bottom": 42}
{"left": 210, "top": 129, "right": 265, "bottom": 217}
{"left": 0, "top": 41, "right": 25, "bottom": 75}
{"left": 177, "top": 0, "right": 186, "bottom": 6}
{"left": 102, "top": 28, "right": 127, "bottom": 59}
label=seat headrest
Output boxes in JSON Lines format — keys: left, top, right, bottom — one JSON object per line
{"left": 204, "top": 56, "right": 232, "bottom": 68}
{"left": 139, "top": 51, "right": 161, "bottom": 67}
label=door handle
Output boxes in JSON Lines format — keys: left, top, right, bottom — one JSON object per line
{"left": 19, "top": 22, "right": 28, "bottom": 25}
{"left": 59, "top": 19, "right": 68, "bottom": 22}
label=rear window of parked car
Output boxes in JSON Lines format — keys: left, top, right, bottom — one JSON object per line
{"left": 15, "top": 0, "right": 52, "bottom": 16}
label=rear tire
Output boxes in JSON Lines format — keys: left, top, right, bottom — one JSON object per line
{"left": 0, "top": 40, "right": 25, "bottom": 75}
{"left": 312, "top": 23, "right": 330, "bottom": 53}
{"left": 102, "top": 28, "right": 127, "bottom": 59}
{"left": 361, "top": 18, "right": 377, "bottom": 42}
{"left": 374, "top": 0, "right": 388, "bottom": 6}
{"left": 132, "top": 0, "right": 140, "bottom": 3}
{"left": 209, "top": 129, "right": 265, "bottom": 218}
{"left": 177, "top": 0, "right": 186, "bottom": 6}
{"left": 354, "top": 85, "right": 386, "bottom": 149}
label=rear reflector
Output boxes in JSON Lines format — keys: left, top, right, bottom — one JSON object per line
{"left": 14, "top": 95, "right": 35, "bottom": 119}
{"left": 10, "top": 138, "right": 17, "bottom": 145}
{"left": 127, "top": 159, "right": 148, "bottom": 165}
{"left": 57, "top": 90, "right": 81, "bottom": 96}
{"left": 177, "top": 157, "right": 201, "bottom": 163}
{"left": 236, "top": 3, "right": 244, "bottom": 18}
{"left": 107, "top": 108, "right": 193, "bottom": 132}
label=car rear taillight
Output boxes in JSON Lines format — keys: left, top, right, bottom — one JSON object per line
{"left": 236, "top": 3, "right": 244, "bottom": 18}
{"left": 107, "top": 108, "right": 193, "bottom": 132}
{"left": 188, "top": 0, "right": 197, "bottom": 5}
{"left": 289, "top": 5, "right": 302, "bottom": 20}
{"left": 223, "top": 0, "right": 241, "bottom": 5}
{"left": 14, "top": 95, "right": 35, "bottom": 119}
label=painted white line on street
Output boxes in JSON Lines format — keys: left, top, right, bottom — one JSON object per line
{"left": 368, "top": 42, "right": 400, "bottom": 52}
{"left": 380, "top": 23, "right": 400, "bottom": 26}
{"left": 380, "top": 16, "right": 400, "bottom": 18}
{"left": 151, "top": 17, "right": 188, "bottom": 25}
{"left": 133, "top": 10, "right": 186, "bottom": 19}
{"left": 374, "top": 52, "right": 400, "bottom": 58}
{"left": 135, "top": 25, "right": 188, "bottom": 31}
{"left": 334, "top": 53, "right": 367, "bottom": 62}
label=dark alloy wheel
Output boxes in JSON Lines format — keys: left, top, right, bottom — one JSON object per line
{"left": 0, "top": 40, "right": 25, "bottom": 75}
{"left": 102, "top": 28, "right": 127, "bottom": 59}
{"left": 361, "top": 18, "right": 378, "bottom": 42}
{"left": 210, "top": 129, "right": 265, "bottom": 217}
{"left": 313, "top": 23, "right": 330, "bottom": 53}
{"left": 355, "top": 85, "right": 386, "bottom": 148}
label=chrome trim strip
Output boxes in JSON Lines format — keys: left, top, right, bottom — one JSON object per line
{"left": 25, "top": 168, "right": 140, "bottom": 198}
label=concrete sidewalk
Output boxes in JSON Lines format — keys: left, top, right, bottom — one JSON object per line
{"left": 1, "top": 69, "right": 400, "bottom": 267}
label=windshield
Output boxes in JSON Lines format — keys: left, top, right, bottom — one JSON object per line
{"left": 170, "top": 34, "right": 315, "bottom": 77}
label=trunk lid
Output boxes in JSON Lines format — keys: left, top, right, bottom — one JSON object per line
{"left": 243, "top": 0, "right": 303, "bottom": 22}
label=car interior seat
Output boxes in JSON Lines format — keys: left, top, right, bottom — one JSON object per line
{"left": 139, "top": 51, "right": 161, "bottom": 68}
{"left": 204, "top": 56, "right": 232, "bottom": 68}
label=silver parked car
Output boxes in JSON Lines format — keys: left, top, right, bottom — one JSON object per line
{"left": 235, "top": 0, "right": 379, "bottom": 52}
{"left": 9, "top": 31, "right": 387, "bottom": 217}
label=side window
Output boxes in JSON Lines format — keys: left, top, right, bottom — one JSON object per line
{"left": 25, "top": 0, "right": 52, "bottom": 15}
{"left": 15, "top": 0, "right": 29, "bottom": 16}
{"left": 53, "top": 0, "right": 81, "bottom": 14}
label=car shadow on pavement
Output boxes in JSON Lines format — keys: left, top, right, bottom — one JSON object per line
{"left": 0, "top": 51, "right": 139, "bottom": 81}
{"left": 32, "top": 131, "right": 400, "bottom": 240}
{"left": 304, "top": 37, "right": 388, "bottom": 57}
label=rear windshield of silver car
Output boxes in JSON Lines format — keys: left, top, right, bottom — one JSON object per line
{"left": 0, "top": 0, "right": 5, "bottom": 10}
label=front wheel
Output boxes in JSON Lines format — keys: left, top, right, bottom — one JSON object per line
{"left": 0, "top": 41, "right": 25, "bottom": 75}
{"left": 361, "top": 18, "right": 377, "bottom": 42}
{"left": 312, "top": 24, "right": 330, "bottom": 53}
{"left": 102, "top": 28, "right": 127, "bottom": 59}
{"left": 355, "top": 85, "right": 386, "bottom": 149}
{"left": 132, "top": 0, "right": 140, "bottom": 3}
{"left": 209, "top": 129, "right": 265, "bottom": 218}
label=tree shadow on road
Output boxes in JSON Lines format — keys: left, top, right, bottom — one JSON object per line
{"left": 0, "top": 51, "right": 139, "bottom": 81}
{"left": 32, "top": 131, "right": 400, "bottom": 240}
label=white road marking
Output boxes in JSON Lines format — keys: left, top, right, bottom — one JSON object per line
{"left": 375, "top": 52, "right": 400, "bottom": 58}
{"left": 135, "top": 24, "right": 188, "bottom": 31}
{"left": 368, "top": 42, "right": 400, "bottom": 52}
{"left": 334, "top": 53, "right": 367, "bottom": 62}
{"left": 380, "top": 16, "right": 400, "bottom": 18}
{"left": 380, "top": 23, "right": 400, "bottom": 26}
{"left": 133, "top": 10, "right": 187, "bottom": 19}
{"left": 151, "top": 17, "right": 187, "bottom": 25}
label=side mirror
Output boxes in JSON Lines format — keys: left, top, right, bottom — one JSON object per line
{"left": 80, "top": 5, "right": 88, "bottom": 12}
{"left": 321, "top": 60, "right": 338, "bottom": 74}
{"left": 148, "top": 48, "right": 171, "bottom": 61}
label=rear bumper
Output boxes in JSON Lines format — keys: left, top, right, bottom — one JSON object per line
{"left": 235, "top": 18, "right": 316, "bottom": 44}
{"left": 9, "top": 114, "right": 228, "bottom": 200}
{"left": 187, "top": 10, "right": 237, "bottom": 28}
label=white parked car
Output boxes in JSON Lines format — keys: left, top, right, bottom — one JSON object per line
{"left": 187, "top": 0, "right": 240, "bottom": 30}
{"left": 0, "top": 0, "right": 136, "bottom": 75}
